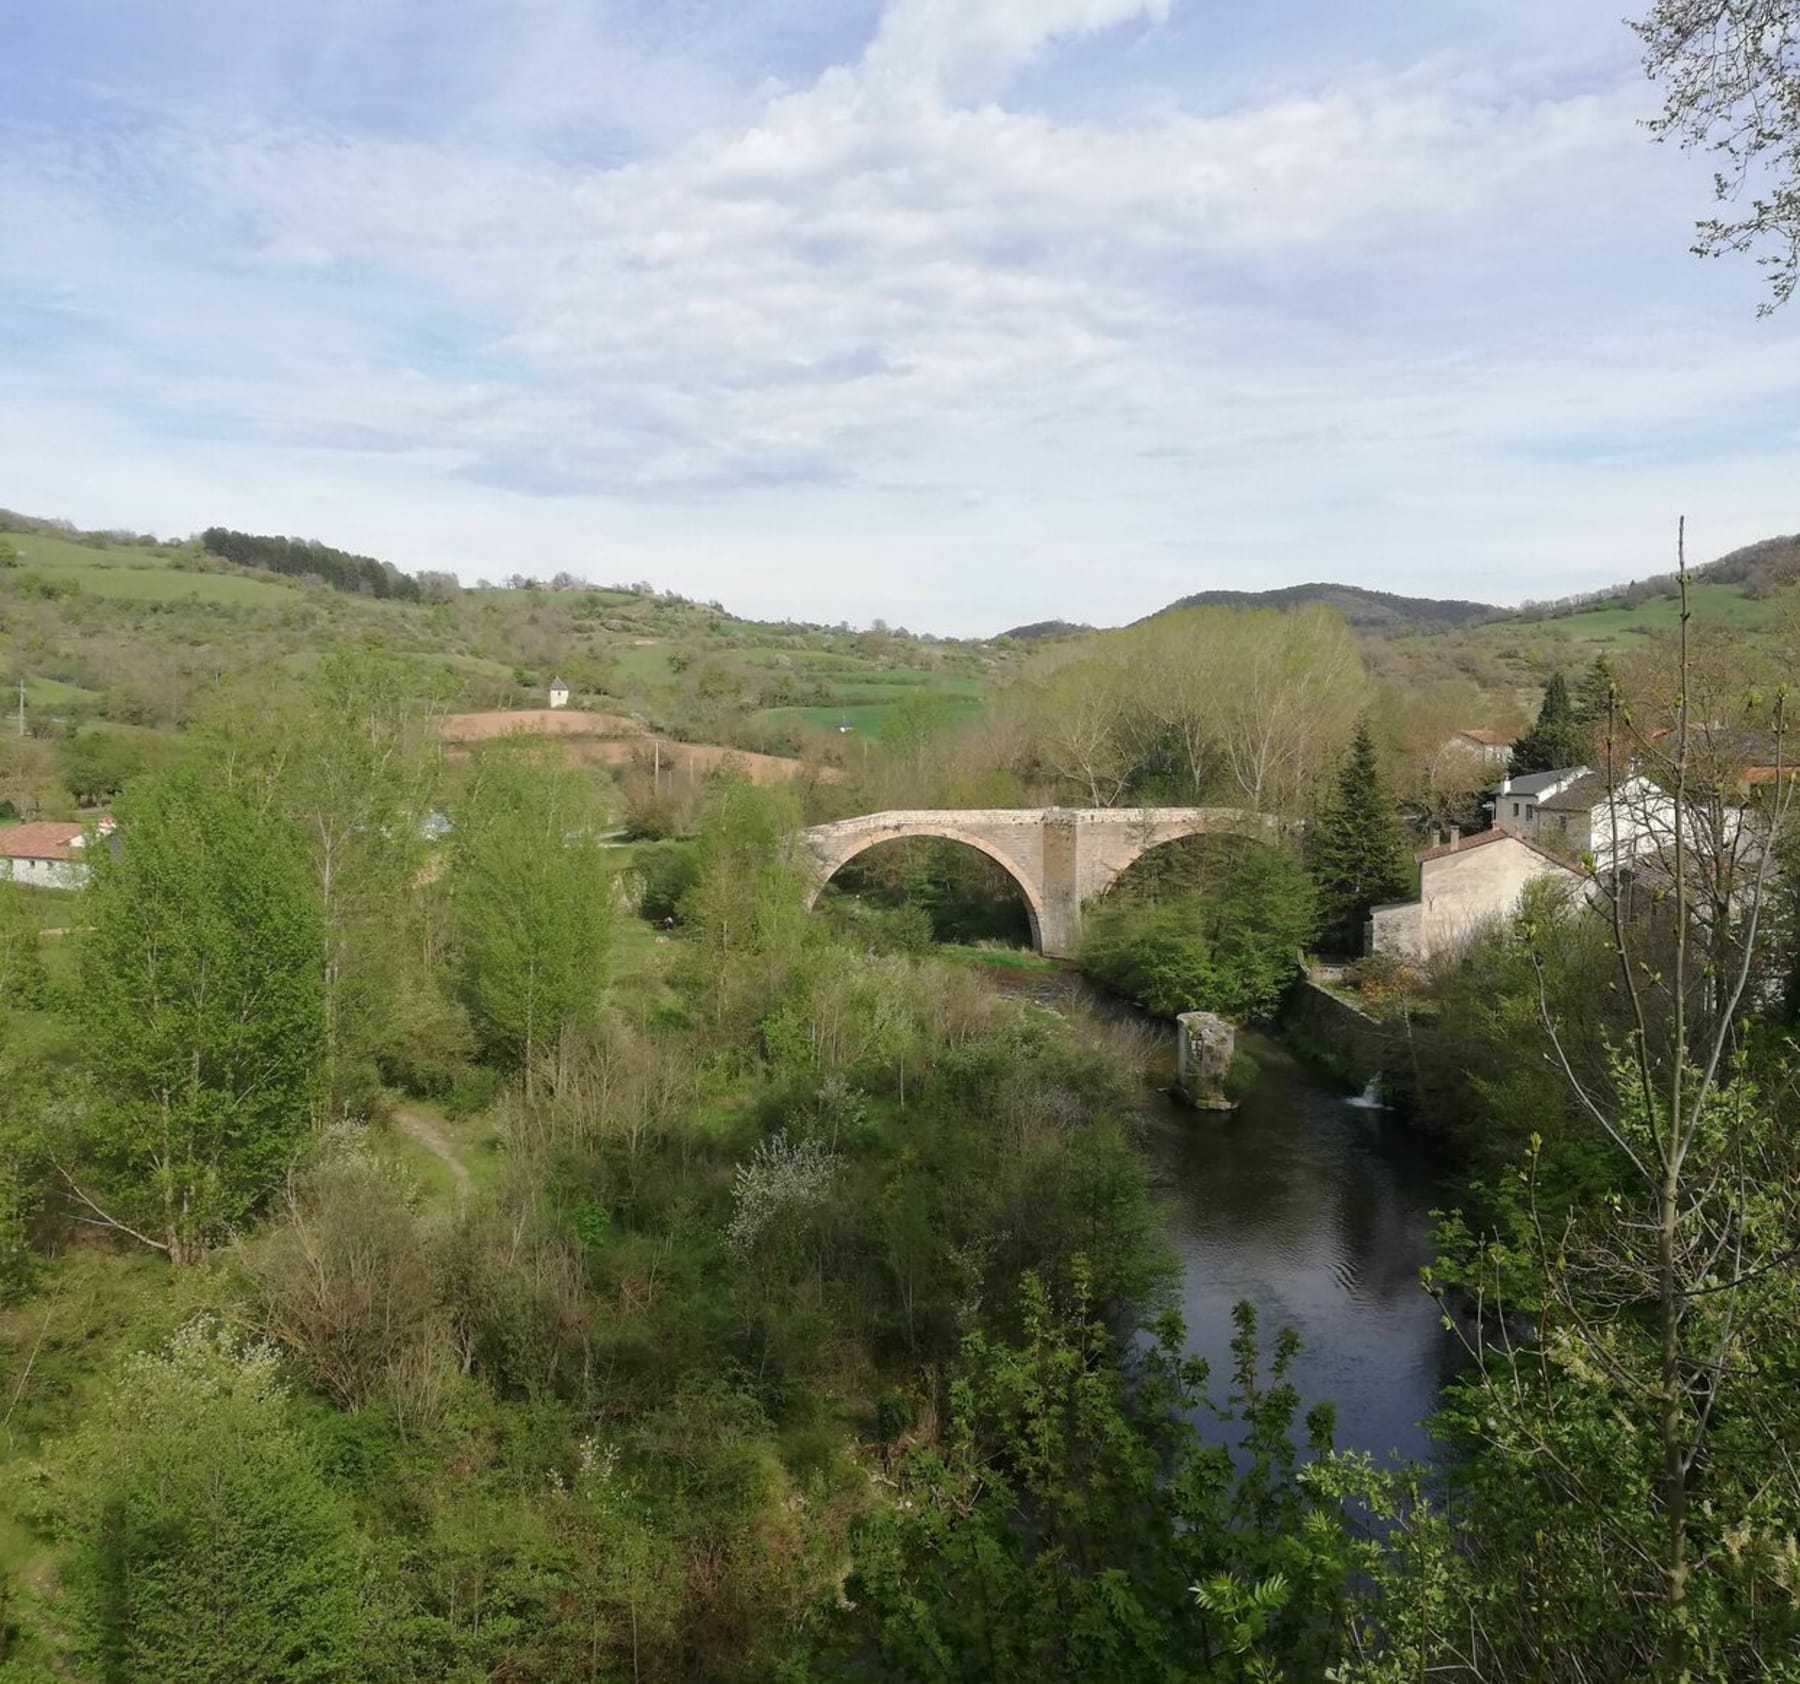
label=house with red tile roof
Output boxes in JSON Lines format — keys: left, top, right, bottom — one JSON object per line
{"left": 0, "top": 818, "right": 107, "bottom": 889}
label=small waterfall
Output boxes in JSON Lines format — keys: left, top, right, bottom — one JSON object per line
{"left": 1345, "top": 1073, "right": 1387, "bottom": 1110}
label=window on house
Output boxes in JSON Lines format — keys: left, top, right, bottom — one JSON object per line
{"left": 1511, "top": 801, "right": 1521, "bottom": 818}
{"left": 1526, "top": 804, "right": 1535, "bottom": 819}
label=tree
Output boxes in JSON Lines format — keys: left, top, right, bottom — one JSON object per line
{"left": 841, "top": 1271, "right": 1356, "bottom": 1682}
{"left": 0, "top": 880, "right": 44, "bottom": 1007}
{"left": 61, "top": 729, "right": 145, "bottom": 807}
{"left": 51, "top": 1319, "right": 361, "bottom": 1682}
{"left": 71, "top": 769, "right": 325, "bottom": 1263}
{"left": 1079, "top": 840, "right": 1316, "bottom": 1020}
{"left": 450, "top": 749, "right": 613, "bottom": 1096}
{"left": 1573, "top": 653, "right": 1619, "bottom": 726}
{"left": 1307, "top": 720, "right": 1411, "bottom": 954}
{"left": 1638, "top": 0, "right": 1800, "bottom": 310}
{"left": 1399, "top": 544, "right": 1800, "bottom": 1676}
{"left": 1509, "top": 671, "right": 1588, "bottom": 774}
{"left": 220, "top": 653, "right": 439, "bottom": 1115}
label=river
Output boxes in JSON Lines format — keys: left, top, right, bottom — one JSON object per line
{"left": 996, "top": 968, "right": 1461, "bottom": 1465}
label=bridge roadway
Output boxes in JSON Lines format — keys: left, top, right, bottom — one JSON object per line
{"left": 802, "top": 806, "right": 1284, "bottom": 958}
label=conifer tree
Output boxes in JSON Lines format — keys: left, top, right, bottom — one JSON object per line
{"left": 1510, "top": 672, "right": 1589, "bottom": 774}
{"left": 1573, "top": 655, "right": 1619, "bottom": 727}
{"left": 1308, "top": 719, "right": 1411, "bottom": 955}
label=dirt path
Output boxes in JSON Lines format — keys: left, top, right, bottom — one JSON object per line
{"left": 392, "top": 1105, "right": 471, "bottom": 1201}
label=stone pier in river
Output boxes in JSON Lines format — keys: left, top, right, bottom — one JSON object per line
{"left": 1175, "top": 1011, "right": 1236, "bottom": 1110}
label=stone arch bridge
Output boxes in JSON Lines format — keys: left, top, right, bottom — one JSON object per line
{"left": 803, "top": 807, "right": 1287, "bottom": 958}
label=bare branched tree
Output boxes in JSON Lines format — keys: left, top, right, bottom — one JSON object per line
{"left": 1432, "top": 520, "right": 1799, "bottom": 1675}
{"left": 1637, "top": 0, "right": 1800, "bottom": 310}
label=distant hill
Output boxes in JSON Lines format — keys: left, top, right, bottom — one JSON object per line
{"left": 1515, "top": 531, "right": 1800, "bottom": 623}
{"left": 1144, "top": 582, "right": 1499, "bottom": 631}
{"left": 1699, "top": 533, "right": 1800, "bottom": 596}
{"left": 999, "top": 619, "right": 1094, "bottom": 642}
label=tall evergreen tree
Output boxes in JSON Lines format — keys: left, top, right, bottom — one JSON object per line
{"left": 1573, "top": 655, "right": 1619, "bottom": 727}
{"left": 1510, "top": 672, "right": 1590, "bottom": 774}
{"left": 1308, "top": 719, "right": 1412, "bottom": 955}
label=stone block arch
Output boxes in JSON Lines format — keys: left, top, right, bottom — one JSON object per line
{"left": 803, "top": 807, "right": 1287, "bottom": 957}
{"left": 802, "top": 817, "right": 1048, "bottom": 951}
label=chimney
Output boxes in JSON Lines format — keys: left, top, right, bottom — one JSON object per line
{"left": 1499, "top": 773, "right": 1512, "bottom": 796}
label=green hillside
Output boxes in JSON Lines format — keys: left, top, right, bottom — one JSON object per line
{"left": 0, "top": 510, "right": 1009, "bottom": 819}
{"left": 3, "top": 528, "right": 297, "bottom": 606}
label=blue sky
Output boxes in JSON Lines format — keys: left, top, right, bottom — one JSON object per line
{"left": 3, "top": 0, "right": 1795, "bottom": 633}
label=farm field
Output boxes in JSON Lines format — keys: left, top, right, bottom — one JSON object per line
{"left": 761, "top": 696, "right": 985, "bottom": 735}
{"left": 4, "top": 530, "right": 297, "bottom": 606}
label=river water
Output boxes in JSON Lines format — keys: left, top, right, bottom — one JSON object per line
{"left": 998, "top": 969, "right": 1461, "bottom": 1465}
{"left": 1137, "top": 1035, "right": 1460, "bottom": 1465}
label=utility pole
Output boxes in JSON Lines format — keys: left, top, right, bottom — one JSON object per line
{"left": 653, "top": 737, "right": 661, "bottom": 790}
{"left": 15, "top": 678, "right": 22, "bottom": 739}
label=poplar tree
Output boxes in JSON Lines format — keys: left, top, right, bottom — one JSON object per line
{"left": 72, "top": 769, "right": 325, "bottom": 1263}
{"left": 450, "top": 750, "right": 612, "bottom": 1096}
{"left": 1307, "top": 719, "right": 1411, "bottom": 955}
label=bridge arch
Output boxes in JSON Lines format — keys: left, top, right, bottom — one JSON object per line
{"left": 1088, "top": 815, "right": 1288, "bottom": 903}
{"left": 805, "top": 823, "right": 1047, "bottom": 951}
{"left": 802, "top": 807, "right": 1291, "bottom": 957}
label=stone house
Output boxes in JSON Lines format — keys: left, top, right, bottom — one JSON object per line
{"left": 547, "top": 677, "right": 571, "bottom": 710}
{"left": 0, "top": 820, "right": 97, "bottom": 889}
{"left": 1535, "top": 773, "right": 1676, "bottom": 870}
{"left": 1485, "top": 766, "right": 1591, "bottom": 839}
{"left": 1367, "top": 827, "right": 1583, "bottom": 965}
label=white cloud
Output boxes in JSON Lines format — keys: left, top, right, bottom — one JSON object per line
{"left": 0, "top": 0, "right": 1795, "bottom": 631}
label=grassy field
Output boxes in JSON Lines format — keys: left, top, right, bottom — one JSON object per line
{"left": 1495, "top": 583, "right": 1777, "bottom": 646}
{"left": 762, "top": 696, "right": 985, "bottom": 734}
{"left": 5, "top": 531, "right": 297, "bottom": 606}
{"left": 20, "top": 676, "right": 101, "bottom": 710}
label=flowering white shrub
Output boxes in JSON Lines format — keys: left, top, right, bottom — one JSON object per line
{"left": 727, "top": 1131, "right": 841, "bottom": 1255}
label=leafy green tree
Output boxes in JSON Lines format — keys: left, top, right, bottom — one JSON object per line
{"left": 1307, "top": 720, "right": 1411, "bottom": 954}
{"left": 450, "top": 749, "right": 612, "bottom": 1095}
{"left": 0, "top": 880, "right": 45, "bottom": 1007}
{"left": 61, "top": 729, "right": 144, "bottom": 807}
{"left": 840, "top": 1270, "right": 1354, "bottom": 1682}
{"left": 72, "top": 769, "right": 325, "bottom": 1263}
{"left": 52, "top": 1319, "right": 361, "bottom": 1682}
{"left": 1080, "top": 842, "right": 1315, "bottom": 1019}
{"left": 1509, "top": 671, "right": 1589, "bottom": 774}
{"left": 677, "top": 777, "right": 814, "bottom": 1027}
{"left": 272, "top": 653, "right": 436, "bottom": 1114}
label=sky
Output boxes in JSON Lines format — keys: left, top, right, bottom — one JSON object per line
{"left": 2, "top": 0, "right": 1796, "bottom": 635}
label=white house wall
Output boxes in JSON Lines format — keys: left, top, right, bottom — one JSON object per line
{"left": 0, "top": 856, "right": 87, "bottom": 890}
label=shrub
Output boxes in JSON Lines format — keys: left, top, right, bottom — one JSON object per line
{"left": 245, "top": 1148, "right": 441, "bottom": 1412}
{"left": 48, "top": 1319, "right": 362, "bottom": 1683}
